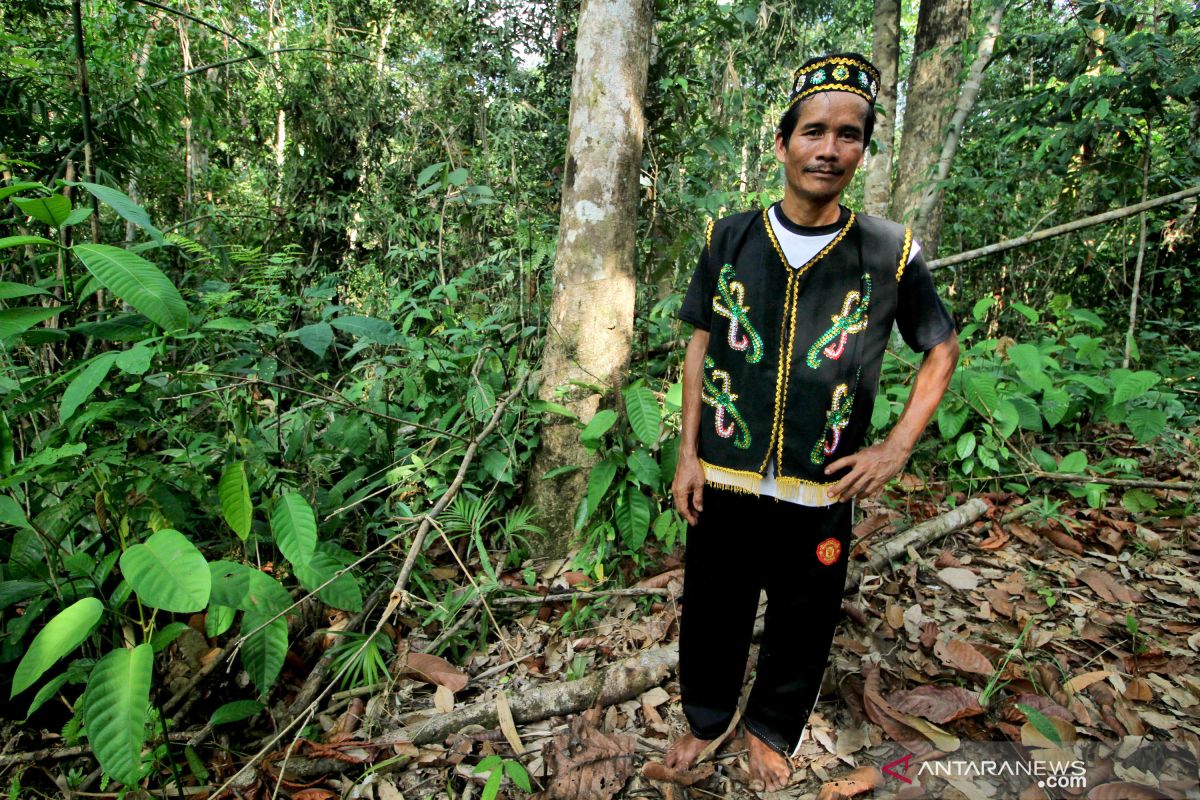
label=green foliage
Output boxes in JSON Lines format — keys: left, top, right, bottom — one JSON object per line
{"left": 83, "top": 645, "right": 153, "bottom": 786}
{"left": 475, "top": 754, "right": 532, "bottom": 799}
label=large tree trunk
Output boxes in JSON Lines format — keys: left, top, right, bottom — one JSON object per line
{"left": 889, "top": 0, "right": 972, "bottom": 257}
{"left": 527, "top": 0, "right": 654, "bottom": 556}
{"left": 863, "top": 0, "right": 901, "bottom": 217}
{"left": 914, "top": 3, "right": 1005, "bottom": 232}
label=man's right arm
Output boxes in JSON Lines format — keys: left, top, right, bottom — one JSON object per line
{"left": 672, "top": 329, "right": 708, "bottom": 525}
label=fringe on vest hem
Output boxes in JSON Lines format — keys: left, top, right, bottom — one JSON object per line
{"left": 699, "top": 461, "right": 840, "bottom": 507}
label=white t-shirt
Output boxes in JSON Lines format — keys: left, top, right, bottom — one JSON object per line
{"left": 759, "top": 205, "right": 920, "bottom": 504}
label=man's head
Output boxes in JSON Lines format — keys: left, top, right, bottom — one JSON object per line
{"left": 778, "top": 53, "right": 880, "bottom": 148}
{"left": 775, "top": 53, "right": 880, "bottom": 206}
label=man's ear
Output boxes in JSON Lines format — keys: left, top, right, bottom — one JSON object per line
{"left": 774, "top": 131, "right": 787, "bottom": 163}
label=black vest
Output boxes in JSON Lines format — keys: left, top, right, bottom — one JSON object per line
{"left": 697, "top": 208, "right": 912, "bottom": 505}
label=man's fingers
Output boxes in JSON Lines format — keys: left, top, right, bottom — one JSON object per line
{"left": 693, "top": 483, "right": 704, "bottom": 513}
{"left": 824, "top": 454, "right": 855, "bottom": 475}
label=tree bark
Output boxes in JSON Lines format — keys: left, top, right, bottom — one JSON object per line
{"left": 863, "top": 0, "right": 901, "bottom": 217}
{"left": 914, "top": 2, "right": 1005, "bottom": 230}
{"left": 889, "top": 0, "right": 972, "bottom": 257}
{"left": 527, "top": 0, "right": 654, "bottom": 556}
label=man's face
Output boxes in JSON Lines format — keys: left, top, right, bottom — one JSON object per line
{"left": 774, "top": 92, "right": 869, "bottom": 206}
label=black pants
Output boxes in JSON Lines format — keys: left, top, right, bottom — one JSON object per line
{"left": 678, "top": 487, "right": 852, "bottom": 758}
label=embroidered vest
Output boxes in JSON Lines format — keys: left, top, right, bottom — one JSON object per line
{"left": 697, "top": 208, "right": 913, "bottom": 505}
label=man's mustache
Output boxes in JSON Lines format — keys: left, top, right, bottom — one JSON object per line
{"left": 804, "top": 165, "right": 845, "bottom": 175}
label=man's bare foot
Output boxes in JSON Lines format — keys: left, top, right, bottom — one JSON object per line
{"left": 746, "top": 728, "right": 791, "bottom": 793}
{"left": 664, "top": 733, "right": 711, "bottom": 770}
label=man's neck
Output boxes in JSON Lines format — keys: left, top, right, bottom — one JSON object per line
{"left": 779, "top": 194, "right": 842, "bottom": 227}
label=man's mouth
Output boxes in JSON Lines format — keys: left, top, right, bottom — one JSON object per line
{"left": 805, "top": 167, "right": 843, "bottom": 175}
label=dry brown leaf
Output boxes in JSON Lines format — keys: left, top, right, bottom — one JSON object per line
{"left": 1079, "top": 568, "right": 1145, "bottom": 604}
{"left": 291, "top": 791, "right": 336, "bottom": 800}
{"left": 1019, "top": 716, "right": 1077, "bottom": 748}
{"left": 816, "top": 766, "right": 884, "bottom": 800}
{"left": 496, "top": 689, "right": 525, "bottom": 754}
{"left": 542, "top": 710, "right": 635, "bottom": 800}
{"left": 1086, "top": 781, "right": 1172, "bottom": 799}
{"left": 641, "top": 761, "right": 714, "bottom": 786}
{"left": 933, "top": 637, "right": 995, "bottom": 677}
{"left": 434, "top": 684, "right": 455, "bottom": 713}
{"left": 861, "top": 664, "right": 937, "bottom": 756}
{"left": 887, "top": 685, "right": 985, "bottom": 723}
{"left": 937, "top": 567, "right": 980, "bottom": 591}
{"left": 1064, "top": 670, "right": 1114, "bottom": 695}
{"left": 403, "top": 651, "right": 468, "bottom": 692}
{"left": 633, "top": 569, "right": 683, "bottom": 590}
{"left": 1043, "top": 526, "right": 1085, "bottom": 555}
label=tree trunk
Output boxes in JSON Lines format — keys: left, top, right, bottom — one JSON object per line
{"left": 914, "top": 2, "right": 1005, "bottom": 231}
{"left": 889, "top": 0, "right": 972, "bottom": 257}
{"left": 526, "top": 0, "right": 654, "bottom": 556}
{"left": 863, "top": 0, "right": 900, "bottom": 217}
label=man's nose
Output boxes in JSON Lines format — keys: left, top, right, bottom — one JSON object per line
{"left": 817, "top": 133, "right": 839, "bottom": 159}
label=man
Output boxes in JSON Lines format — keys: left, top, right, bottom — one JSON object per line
{"left": 665, "top": 53, "right": 959, "bottom": 792}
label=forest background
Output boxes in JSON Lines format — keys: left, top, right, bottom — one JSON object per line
{"left": 1, "top": 0, "right": 1198, "bottom": 796}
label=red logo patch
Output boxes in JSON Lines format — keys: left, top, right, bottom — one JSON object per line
{"left": 816, "top": 537, "right": 842, "bottom": 565}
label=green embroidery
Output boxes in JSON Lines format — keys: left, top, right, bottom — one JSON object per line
{"left": 810, "top": 370, "right": 859, "bottom": 465}
{"left": 806, "top": 274, "right": 871, "bottom": 368}
{"left": 703, "top": 356, "right": 751, "bottom": 449}
{"left": 712, "top": 264, "right": 764, "bottom": 363}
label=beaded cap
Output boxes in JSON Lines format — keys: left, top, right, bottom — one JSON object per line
{"left": 789, "top": 53, "right": 881, "bottom": 109}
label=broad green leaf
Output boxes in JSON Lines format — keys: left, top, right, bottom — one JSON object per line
{"left": 665, "top": 381, "right": 683, "bottom": 411}
{"left": 467, "top": 381, "right": 496, "bottom": 420}
{"left": 1058, "top": 451, "right": 1088, "bottom": 474}
{"left": 60, "top": 353, "right": 120, "bottom": 423}
{"left": 12, "top": 195, "right": 71, "bottom": 228}
{"left": 1041, "top": 387, "right": 1071, "bottom": 427}
{"left": 74, "top": 182, "right": 165, "bottom": 244}
{"left": 1067, "top": 374, "right": 1109, "bottom": 396}
{"left": 329, "top": 315, "right": 396, "bottom": 343}
{"left": 584, "top": 458, "right": 618, "bottom": 523}
{"left": 240, "top": 611, "right": 287, "bottom": 694}
{"left": 580, "top": 409, "right": 618, "bottom": 450}
{"left": 623, "top": 385, "right": 660, "bottom": 448}
{"left": 293, "top": 321, "right": 333, "bottom": 357}
{"left": 0, "top": 235, "right": 56, "bottom": 250}
{"left": 72, "top": 244, "right": 187, "bottom": 334}
{"left": 871, "top": 394, "right": 892, "bottom": 428}
{"left": 149, "top": 622, "right": 190, "bottom": 652}
{"left": 529, "top": 399, "right": 578, "bottom": 421}
{"left": 965, "top": 373, "right": 1000, "bottom": 414}
{"left": 84, "top": 645, "right": 152, "bottom": 785}
{"left": 447, "top": 167, "right": 469, "bottom": 186}
{"left": 504, "top": 760, "right": 532, "bottom": 792}
{"left": 625, "top": 449, "right": 660, "bottom": 487}
{"left": 202, "top": 316, "right": 254, "bottom": 331}
{"left": 417, "top": 161, "right": 446, "bottom": 186}
{"left": 205, "top": 604, "right": 235, "bottom": 637}
{"left": 956, "top": 432, "right": 976, "bottom": 460}
{"left": 1121, "top": 488, "right": 1157, "bottom": 513}
{"left": 24, "top": 671, "right": 70, "bottom": 720}
{"left": 208, "top": 561, "right": 291, "bottom": 615}
{"left": 0, "top": 306, "right": 60, "bottom": 340}
{"left": 271, "top": 492, "right": 317, "bottom": 567}
{"left": 1005, "top": 344, "right": 1043, "bottom": 374}
{"left": 1112, "top": 370, "right": 1160, "bottom": 404}
{"left": 1126, "top": 407, "right": 1166, "bottom": 443}
{"left": 937, "top": 402, "right": 969, "bottom": 439}
{"left": 218, "top": 462, "right": 253, "bottom": 540}
{"left": 1008, "top": 301, "right": 1039, "bottom": 323}
{"left": 120, "top": 529, "right": 210, "bottom": 613}
{"left": 0, "top": 579, "right": 46, "bottom": 609}
{"left": 1017, "top": 703, "right": 1061, "bottom": 746}
{"left": 62, "top": 206, "right": 93, "bottom": 227}
{"left": 971, "top": 296, "right": 995, "bottom": 321}
{"left": 0, "top": 182, "right": 46, "bottom": 202}
{"left": 614, "top": 488, "right": 652, "bottom": 550}
{"left": 210, "top": 700, "right": 264, "bottom": 727}
{"left": 293, "top": 547, "right": 362, "bottom": 612}
{"left": 114, "top": 344, "right": 152, "bottom": 375}
{"left": 481, "top": 449, "right": 512, "bottom": 483}
{"left": 11, "top": 597, "right": 103, "bottom": 697}
{"left": 0, "top": 281, "right": 51, "bottom": 299}
{"left": 1007, "top": 394, "right": 1043, "bottom": 432}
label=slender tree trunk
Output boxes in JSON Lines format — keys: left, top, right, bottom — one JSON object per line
{"left": 914, "top": 2, "right": 1005, "bottom": 229}
{"left": 177, "top": 9, "right": 194, "bottom": 216}
{"left": 71, "top": 0, "right": 100, "bottom": 245}
{"left": 527, "top": 0, "right": 654, "bottom": 556}
{"left": 889, "top": 0, "right": 972, "bottom": 257}
{"left": 1124, "top": 122, "right": 1151, "bottom": 368}
{"left": 863, "top": 0, "right": 900, "bottom": 217}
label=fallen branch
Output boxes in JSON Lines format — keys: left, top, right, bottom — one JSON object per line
{"left": 927, "top": 185, "right": 1200, "bottom": 270}
{"left": 1033, "top": 472, "right": 1198, "bottom": 492}
{"left": 847, "top": 497, "right": 990, "bottom": 587}
{"left": 389, "top": 644, "right": 679, "bottom": 746}
{"left": 490, "top": 587, "right": 671, "bottom": 606}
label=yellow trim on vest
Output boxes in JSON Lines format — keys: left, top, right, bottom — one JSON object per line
{"left": 700, "top": 461, "right": 840, "bottom": 507}
{"left": 704, "top": 218, "right": 714, "bottom": 255}
{"left": 896, "top": 226, "right": 913, "bottom": 282}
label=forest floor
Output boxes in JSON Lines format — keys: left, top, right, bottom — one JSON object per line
{"left": 8, "top": 445, "right": 1199, "bottom": 799}
{"left": 210, "top": 445, "right": 1200, "bottom": 800}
